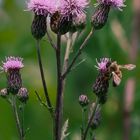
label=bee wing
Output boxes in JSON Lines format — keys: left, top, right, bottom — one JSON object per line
{"left": 112, "top": 72, "right": 121, "bottom": 87}
{"left": 119, "top": 64, "right": 136, "bottom": 70}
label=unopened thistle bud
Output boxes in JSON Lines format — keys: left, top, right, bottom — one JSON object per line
{"left": 2, "top": 57, "right": 24, "bottom": 94}
{"left": 17, "top": 87, "right": 28, "bottom": 103}
{"left": 31, "top": 14, "right": 47, "bottom": 40}
{"left": 0, "top": 88, "right": 8, "bottom": 98}
{"left": 91, "top": 4, "right": 110, "bottom": 30}
{"left": 79, "top": 94, "right": 89, "bottom": 107}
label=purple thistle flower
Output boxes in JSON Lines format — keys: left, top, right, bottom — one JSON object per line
{"left": 97, "top": 0, "right": 125, "bottom": 10}
{"left": 2, "top": 57, "right": 24, "bottom": 94}
{"left": 2, "top": 57, "right": 24, "bottom": 72}
{"left": 60, "top": 0, "right": 89, "bottom": 20}
{"left": 27, "top": 0, "right": 55, "bottom": 16}
{"left": 95, "top": 58, "right": 111, "bottom": 72}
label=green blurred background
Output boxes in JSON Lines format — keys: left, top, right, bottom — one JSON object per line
{"left": 0, "top": 0, "right": 140, "bottom": 140}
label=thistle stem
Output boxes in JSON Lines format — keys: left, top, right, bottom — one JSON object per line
{"left": 82, "top": 98, "right": 99, "bottom": 140}
{"left": 36, "top": 40, "right": 54, "bottom": 117}
{"left": 62, "top": 29, "right": 93, "bottom": 79}
{"left": 55, "top": 34, "right": 63, "bottom": 140}
{"left": 12, "top": 96, "right": 24, "bottom": 140}
{"left": 46, "top": 29, "right": 57, "bottom": 50}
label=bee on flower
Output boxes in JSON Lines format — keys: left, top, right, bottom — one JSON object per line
{"left": 93, "top": 58, "right": 136, "bottom": 104}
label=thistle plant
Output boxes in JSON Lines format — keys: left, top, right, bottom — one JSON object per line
{"left": 0, "top": 57, "right": 28, "bottom": 140}
{"left": 0, "top": 0, "right": 136, "bottom": 139}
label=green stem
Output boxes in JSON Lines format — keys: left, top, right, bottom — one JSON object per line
{"left": 36, "top": 40, "right": 54, "bottom": 117}
{"left": 12, "top": 96, "right": 24, "bottom": 140}
{"left": 62, "top": 29, "right": 93, "bottom": 79}
{"left": 82, "top": 98, "right": 99, "bottom": 140}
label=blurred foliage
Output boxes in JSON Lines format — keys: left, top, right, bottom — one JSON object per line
{"left": 0, "top": 0, "right": 140, "bottom": 140}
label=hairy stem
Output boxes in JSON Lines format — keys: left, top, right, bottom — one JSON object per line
{"left": 83, "top": 98, "right": 99, "bottom": 140}
{"left": 62, "top": 29, "right": 93, "bottom": 79}
{"left": 36, "top": 40, "right": 54, "bottom": 117}
{"left": 12, "top": 96, "right": 24, "bottom": 140}
{"left": 55, "top": 34, "right": 62, "bottom": 140}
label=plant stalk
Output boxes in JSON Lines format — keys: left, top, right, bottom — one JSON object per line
{"left": 12, "top": 96, "right": 24, "bottom": 140}
{"left": 82, "top": 98, "right": 99, "bottom": 140}
{"left": 55, "top": 34, "right": 63, "bottom": 140}
{"left": 36, "top": 40, "right": 54, "bottom": 117}
{"left": 62, "top": 29, "right": 93, "bottom": 79}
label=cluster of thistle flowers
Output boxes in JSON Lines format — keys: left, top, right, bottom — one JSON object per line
{"left": 0, "top": 57, "right": 28, "bottom": 103}
{"left": 26, "top": 0, "right": 125, "bottom": 39}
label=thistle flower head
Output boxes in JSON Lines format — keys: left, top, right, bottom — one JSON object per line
{"left": 97, "top": 0, "right": 125, "bottom": 10}
{"left": 2, "top": 57, "right": 24, "bottom": 73}
{"left": 61, "top": 0, "right": 89, "bottom": 19}
{"left": 27, "top": 0, "right": 55, "bottom": 15}
{"left": 95, "top": 58, "right": 111, "bottom": 73}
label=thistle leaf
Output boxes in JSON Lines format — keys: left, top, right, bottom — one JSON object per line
{"left": 61, "top": 119, "right": 70, "bottom": 140}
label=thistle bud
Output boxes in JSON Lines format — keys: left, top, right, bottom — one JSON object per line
{"left": 91, "top": 4, "right": 110, "bottom": 30}
{"left": 17, "top": 87, "right": 28, "bottom": 103}
{"left": 31, "top": 14, "right": 47, "bottom": 40}
{"left": 0, "top": 88, "right": 8, "bottom": 98}
{"left": 70, "top": 13, "right": 86, "bottom": 32}
{"left": 79, "top": 94, "right": 89, "bottom": 107}
{"left": 50, "top": 11, "right": 72, "bottom": 35}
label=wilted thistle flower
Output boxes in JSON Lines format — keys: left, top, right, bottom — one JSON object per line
{"left": 27, "top": 0, "right": 55, "bottom": 39}
{"left": 17, "top": 87, "right": 29, "bottom": 103}
{"left": 50, "top": 0, "right": 88, "bottom": 34}
{"left": 93, "top": 58, "right": 111, "bottom": 104}
{"left": 79, "top": 94, "right": 89, "bottom": 107}
{"left": 0, "top": 88, "right": 8, "bottom": 98}
{"left": 2, "top": 57, "right": 24, "bottom": 94}
{"left": 91, "top": 0, "right": 125, "bottom": 30}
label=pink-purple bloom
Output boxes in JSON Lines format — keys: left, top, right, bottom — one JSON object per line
{"left": 27, "top": 0, "right": 55, "bottom": 15}
{"left": 95, "top": 58, "right": 111, "bottom": 72}
{"left": 2, "top": 57, "right": 24, "bottom": 72}
{"left": 97, "top": 0, "right": 125, "bottom": 10}
{"left": 60, "top": 0, "right": 89, "bottom": 19}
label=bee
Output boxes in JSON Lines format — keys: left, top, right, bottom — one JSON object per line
{"left": 110, "top": 61, "right": 136, "bottom": 87}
